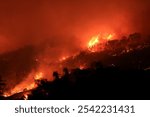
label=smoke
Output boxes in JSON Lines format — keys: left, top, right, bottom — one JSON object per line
{"left": 0, "top": 0, "right": 150, "bottom": 55}
{"left": 0, "top": 0, "right": 150, "bottom": 69}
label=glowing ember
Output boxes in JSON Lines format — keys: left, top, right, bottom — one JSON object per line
{"left": 23, "top": 94, "right": 28, "bottom": 100}
{"left": 3, "top": 94, "right": 9, "bottom": 97}
{"left": 59, "top": 56, "right": 69, "bottom": 61}
{"left": 79, "top": 65, "right": 85, "bottom": 70}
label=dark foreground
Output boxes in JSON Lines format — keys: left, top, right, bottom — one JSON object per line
{"left": 1, "top": 66, "right": 150, "bottom": 100}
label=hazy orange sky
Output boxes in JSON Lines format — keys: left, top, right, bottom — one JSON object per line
{"left": 0, "top": 0, "right": 150, "bottom": 54}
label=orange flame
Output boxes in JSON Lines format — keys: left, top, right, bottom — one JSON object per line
{"left": 106, "top": 34, "right": 114, "bottom": 40}
{"left": 88, "top": 33, "right": 115, "bottom": 52}
{"left": 3, "top": 71, "right": 44, "bottom": 97}
{"left": 88, "top": 35, "right": 100, "bottom": 48}
{"left": 34, "top": 72, "right": 44, "bottom": 80}
{"left": 23, "top": 93, "right": 28, "bottom": 100}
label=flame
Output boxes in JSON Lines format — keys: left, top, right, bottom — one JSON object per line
{"left": 88, "top": 35, "right": 100, "bottom": 48}
{"left": 23, "top": 94, "right": 28, "bottom": 100}
{"left": 88, "top": 33, "right": 115, "bottom": 52}
{"left": 35, "top": 72, "right": 44, "bottom": 80}
{"left": 2, "top": 32, "right": 115, "bottom": 98}
{"left": 3, "top": 82, "right": 37, "bottom": 97}
{"left": 26, "top": 82, "right": 37, "bottom": 90}
{"left": 106, "top": 34, "right": 114, "bottom": 40}
{"left": 3, "top": 71, "right": 44, "bottom": 97}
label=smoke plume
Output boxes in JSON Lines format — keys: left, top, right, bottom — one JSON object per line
{"left": 0, "top": 0, "right": 150, "bottom": 54}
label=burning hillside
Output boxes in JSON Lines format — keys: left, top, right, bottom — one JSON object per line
{"left": 60, "top": 33, "right": 150, "bottom": 69}
{"left": 87, "top": 33, "right": 115, "bottom": 52}
{"left": 0, "top": 32, "right": 150, "bottom": 100}
{"left": 0, "top": 0, "right": 150, "bottom": 99}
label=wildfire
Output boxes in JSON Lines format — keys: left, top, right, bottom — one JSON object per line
{"left": 26, "top": 82, "right": 37, "bottom": 91}
{"left": 88, "top": 33, "right": 115, "bottom": 52}
{"left": 2, "top": 32, "right": 116, "bottom": 99}
{"left": 106, "top": 34, "right": 114, "bottom": 40}
{"left": 35, "top": 72, "right": 44, "bottom": 80}
{"left": 88, "top": 35, "right": 100, "bottom": 48}
{"left": 3, "top": 71, "right": 44, "bottom": 98}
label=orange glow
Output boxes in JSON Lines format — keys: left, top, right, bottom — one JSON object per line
{"left": 23, "top": 94, "right": 28, "bottom": 100}
{"left": 26, "top": 82, "right": 37, "bottom": 90}
{"left": 106, "top": 34, "right": 114, "bottom": 40}
{"left": 59, "top": 56, "right": 69, "bottom": 62}
{"left": 3, "top": 94, "right": 9, "bottom": 97}
{"left": 87, "top": 33, "right": 115, "bottom": 52}
{"left": 3, "top": 32, "right": 115, "bottom": 98}
{"left": 35, "top": 72, "right": 44, "bottom": 80}
{"left": 79, "top": 65, "right": 85, "bottom": 70}
{"left": 3, "top": 72, "right": 44, "bottom": 97}
{"left": 88, "top": 35, "right": 99, "bottom": 48}
{"left": 3, "top": 82, "right": 37, "bottom": 97}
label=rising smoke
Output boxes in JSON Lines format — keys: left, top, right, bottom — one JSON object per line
{"left": 0, "top": 0, "right": 150, "bottom": 54}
